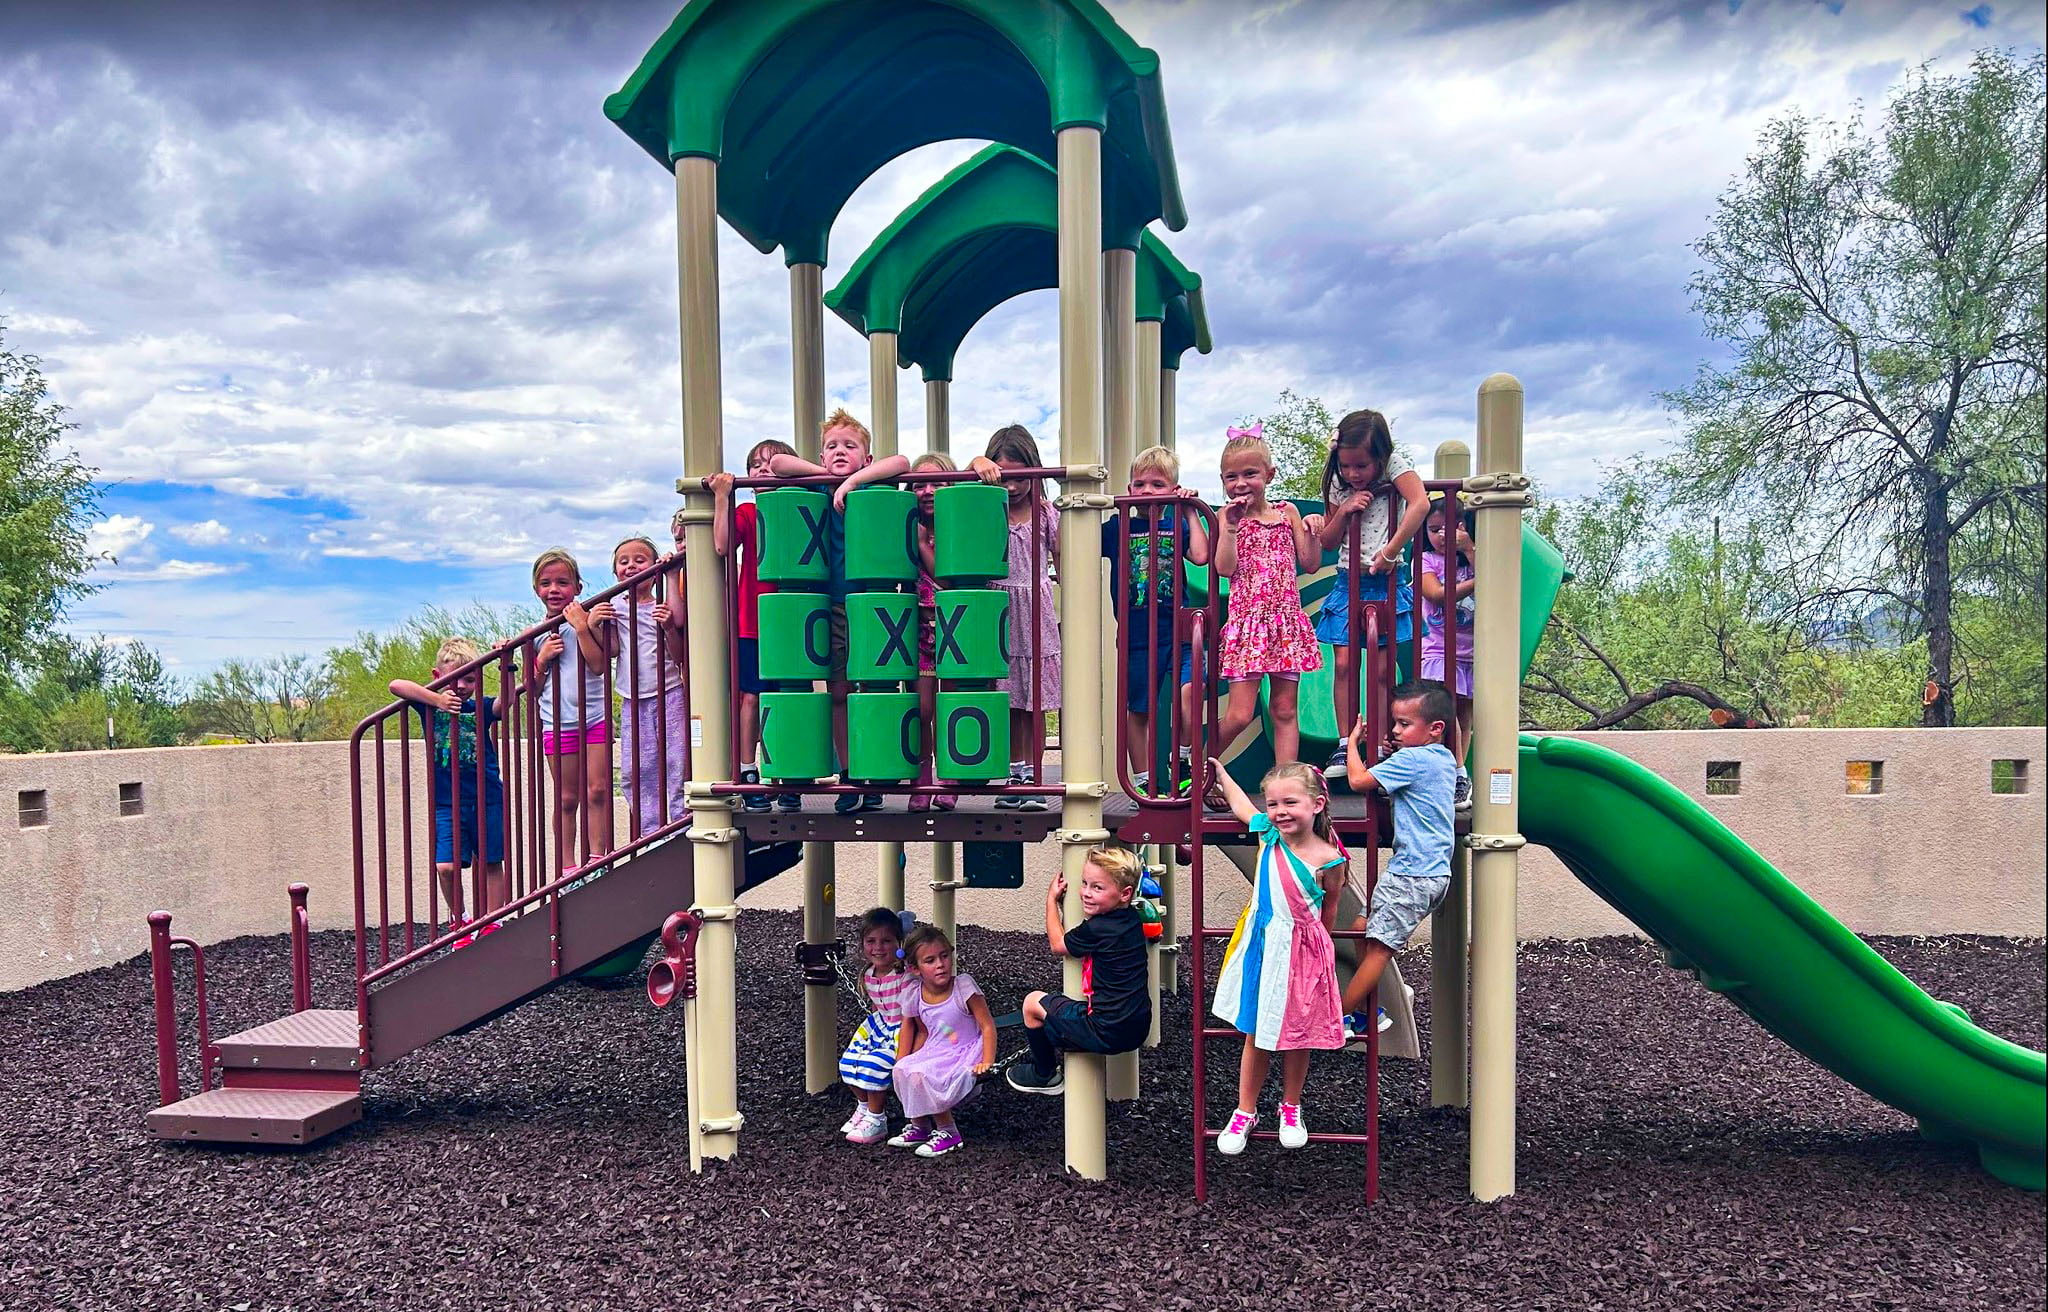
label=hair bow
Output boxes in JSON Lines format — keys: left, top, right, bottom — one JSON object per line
{"left": 1226, "top": 422, "right": 1265, "bottom": 440}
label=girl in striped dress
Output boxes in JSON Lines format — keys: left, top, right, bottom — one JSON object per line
{"left": 839, "top": 908, "right": 918, "bottom": 1145}
{"left": 1207, "top": 759, "right": 1348, "bottom": 1155}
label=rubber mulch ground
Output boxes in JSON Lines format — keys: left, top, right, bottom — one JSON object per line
{"left": 2, "top": 914, "right": 2041, "bottom": 1311}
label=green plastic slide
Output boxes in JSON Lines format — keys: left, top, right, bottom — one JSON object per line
{"left": 1519, "top": 731, "right": 2047, "bottom": 1190}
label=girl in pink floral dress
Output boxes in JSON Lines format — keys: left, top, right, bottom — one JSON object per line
{"left": 1213, "top": 425, "right": 1321, "bottom": 778}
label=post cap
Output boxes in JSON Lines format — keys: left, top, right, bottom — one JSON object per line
{"left": 1478, "top": 372, "right": 1523, "bottom": 395}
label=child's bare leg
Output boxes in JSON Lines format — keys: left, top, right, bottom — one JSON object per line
{"left": 1215, "top": 680, "right": 1261, "bottom": 749}
{"left": 434, "top": 861, "right": 464, "bottom": 922}
{"left": 864, "top": 1087, "right": 887, "bottom": 1113}
{"left": 1125, "top": 708, "right": 1152, "bottom": 776}
{"left": 1009, "top": 708, "right": 1034, "bottom": 764}
{"left": 1341, "top": 939, "right": 1396, "bottom": 1015}
{"left": 740, "top": 692, "right": 760, "bottom": 769}
{"left": 583, "top": 739, "right": 613, "bottom": 858}
{"left": 1268, "top": 678, "right": 1300, "bottom": 765}
{"left": 1455, "top": 696, "right": 1474, "bottom": 764}
{"left": 1236, "top": 1036, "right": 1272, "bottom": 1114}
{"left": 1330, "top": 644, "right": 1356, "bottom": 731}
{"left": 482, "top": 860, "right": 508, "bottom": 915}
{"left": 547, "top": 749, "right": 584, "bottom": 871}
{"left": 1279, "top": 1049, "right": 1311, "bottom": 1104}
{"left": 933, "top": 1110, "right": 958, "bottom": 1134}
{"left": 829, "top": 678, "right": 850, "bottom": 773}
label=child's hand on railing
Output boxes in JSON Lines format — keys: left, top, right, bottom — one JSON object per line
{"left": 587, "top": 600, "right": 617, "bottom": 627}
{"left": 706, "top": 471, "right": 734, "bottom": 498}
{"left": 652, "top": 601, "right": 682, "bottom": 631}
{"left": 536, "top": 633, "right": 564, "bottom": 668}
{"left": 428, "top": 688, "right": 464, "bottom": 712}
{"left": 967, "top": 455, "right": 1004, "bottom": 485}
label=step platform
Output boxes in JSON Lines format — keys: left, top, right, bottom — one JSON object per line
{"left": 212, "top": 1008, "right": 361, "bottom": 1072}
{"left": 147, "top": 1087, "right": 362, "bottom": 1146}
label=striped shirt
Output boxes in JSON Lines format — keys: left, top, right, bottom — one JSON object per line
{"left": 862, "top": 969, "right": 918, "bottom": 1024}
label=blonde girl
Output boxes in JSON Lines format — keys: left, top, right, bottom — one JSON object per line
{"left": 527, "top": 548, "right": 613, "bottom": 873}
{"left": 604, "top": 535, "right": 687, "bottom": 838}
{"left": 1212, "top": 426, "right": 1321, "bottom": 774}
{"left": 1207, "top": 758, "right": 1349, "bottom": 1154}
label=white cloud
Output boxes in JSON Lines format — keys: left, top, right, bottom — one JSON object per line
{"left": 168, "top": 518, "right": 232, "bottom": 545}
{"left": 118, "top": 559, "right": 243, "bottom": 582}
{"left": 86, "top": 513, "right": 154, "bottom": 561}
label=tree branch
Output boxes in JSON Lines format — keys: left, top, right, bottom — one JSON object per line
{"left": 1574, "top": 681, "right": 1779, "bottom": 731}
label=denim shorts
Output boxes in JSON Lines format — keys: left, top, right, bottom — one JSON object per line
{"left": 1363, "top": 871, "right": 1451, "bottom": 951}
{"left": 1125, "top": 642, "right": 1195, "bottom": 714}
{"left": 736, "top": 636, "right": 767, "bottom": 695}
{"left": 1315, "top": 568, "right": 1413, "bottom": 648}
{"left": 434, "top": 797, "right": 505, "bottom": 868}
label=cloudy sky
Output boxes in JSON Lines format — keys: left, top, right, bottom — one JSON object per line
{"left": 4, "top": 0, "right": 2039, "bottom": 675}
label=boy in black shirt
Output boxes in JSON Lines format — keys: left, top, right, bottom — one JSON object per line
{"left": 1006, "top": 844, "right": 1153, "bottom": 1095}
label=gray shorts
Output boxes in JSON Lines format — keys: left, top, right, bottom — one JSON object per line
{"left": 1363, "top": 872, "right": 1451, "bottom": 951}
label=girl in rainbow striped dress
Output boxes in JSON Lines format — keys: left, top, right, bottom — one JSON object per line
{"left": 837, "top": 908, "right": 919, "bottom": 1145}
{"left": 1207, "top": 759, "right": 1349, "bottom": 1155}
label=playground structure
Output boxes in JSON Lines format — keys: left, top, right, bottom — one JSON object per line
{"left": 138, "top": 0, "right": 2044, "bottom": 1198}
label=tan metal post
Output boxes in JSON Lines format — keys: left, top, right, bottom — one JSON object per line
{"left": 1468, "top": 374, "right": 1528, "bottom": 1200}
{"left": 1155, "top": 348, "right": 1181, "bottom": 997}
{"left": 1430, "top": 439, "right": 1473, "bottom": 1108}
{"left": 924, "top": 377, "right": 958, "bottom": 945}
{"left": 675, "top": 156, "right": 740, "bottom": 1163}
{"left": 869, "top": 331, "right": 907, "bottom": 913}
{"left": 1101, "top": 248, "right": 1140, "bottom": 1101}
{"left": 1057, "top": 124, "right": 1110, "bottom": 1177}
{"left": 790, "top": 261, "right": 837, "bottom": 1096}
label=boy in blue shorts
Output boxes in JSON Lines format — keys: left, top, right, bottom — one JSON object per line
{"left": 1101, "top": 444, "right": 1209, "bottom": 792}
{"left": 390, "top": 637, "right": 506, "bottom": 946}
{"left": 1339, "top": 679, "right": 1457, "bottom": 1023}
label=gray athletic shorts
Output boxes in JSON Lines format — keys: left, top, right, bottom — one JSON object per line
{"left": 1363, "top": 871, "right": 1452, "bottom": 951}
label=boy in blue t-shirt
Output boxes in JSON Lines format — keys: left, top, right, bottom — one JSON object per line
{"left": 1100, "top": 445, "right": 1210, "bottom": 791}
{"left": 1339, "top": 679, "right": 1458, "bottom": 1021}
{"left": 390, "top": 637, "right": 507, "bottom": 945}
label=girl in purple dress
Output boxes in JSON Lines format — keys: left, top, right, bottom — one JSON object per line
{"left": 889, "top": 925, "right": 997, "bottom": 1158}
{"left": 968, "top": 425, "right": 1061, "bottom": 811}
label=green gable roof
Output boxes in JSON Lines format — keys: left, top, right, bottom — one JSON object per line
{"left": 825, "top": 145, "right": 1209, "bottom": 381}
{"left": 604, "top": 0, "right": 1186, "bottom": 265}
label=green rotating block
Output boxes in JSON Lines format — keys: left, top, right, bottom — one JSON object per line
{"left": 846, "top": 592, "right": 918, "bottom": 684}
{"left": 934, "top": 483, "right": 1010, "bottom": 583}
{"left": 755, "top": 488, "right": 831, "bottom": 586}
{"left": 756, "top": 592, "right": 832, "bottom": 682}
{"left": 842, "top": 487, "right": 917, "bottom": 586}
{"left": 931, "top": 588, "right": 1010, "bottom": 681}
{"left": 934, "top": 690, "right": 1010, "bottom": 782}
{"left": 845, "top": 692, "right": 921, "bottom": 783}
{"left": 758, "top": 691, "right": 833, "bottom": 781}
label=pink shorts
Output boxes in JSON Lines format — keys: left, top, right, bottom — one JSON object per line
{"left": 542, "top": 721, "right": 612, "bottom": 756}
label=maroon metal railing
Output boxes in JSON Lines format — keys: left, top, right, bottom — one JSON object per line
{"left": 1109, "top": 492, "right": 1223, "bottom": 809}
{"left": 346, "top": 551, "right": 695, "bottom": 1022}
{"left": 147, "top": 910, "right": 213, "bottom": 1106}
{"left": 289, "top": 883, "right": 312, "bottom": 1014}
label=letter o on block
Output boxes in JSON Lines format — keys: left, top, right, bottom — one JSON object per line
{"left": 845, "top": 692, "right": 921, "bottom": 782}
{"left": 756, "top": 593, "right": 832, "bottom": 682}
{"left": 934, "top": 690, "right": 1011, "bottom": 782}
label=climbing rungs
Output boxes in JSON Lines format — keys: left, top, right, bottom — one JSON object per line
{"left": 147, "top": 1087, "right": 362, "bottom": 1146}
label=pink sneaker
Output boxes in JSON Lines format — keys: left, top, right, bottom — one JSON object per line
{"left": 846, "top": 1110, "right": 889, "bottom": 1145}
{"left": 450, "top": 914, "right": 475, "bottom": 950}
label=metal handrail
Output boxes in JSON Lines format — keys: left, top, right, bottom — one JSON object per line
{"left": 147, "top": 911, "right": 214, "bottom": 1106}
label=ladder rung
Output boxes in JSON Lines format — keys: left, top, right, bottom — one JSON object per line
{"left": 1201, "top": 1127, "right": 1376, "bottom": 1146}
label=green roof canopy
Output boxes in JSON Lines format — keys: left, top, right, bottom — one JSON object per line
{"left": 825, "top": 145, "right": 1210, "bottom": 382}
{"left": 605, "top": 0, "right": 1186, "bottom": 266}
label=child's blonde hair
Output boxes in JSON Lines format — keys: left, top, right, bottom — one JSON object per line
{"left": 434, "top": 637, "right": 480, "bottom": 671}
{"left": 901, "top": 922, "right": 953, "bottom": 970}
{"left": 821, "top": 407, "right": 873, "bottom": 450}
{"left": 613, "top": 535, "right": 660, "bottom": 568}
{"left": 1084, "top": 843, "right": 1145, "bottom": 894}
{"left": 1260, "top": 760, "right": 1336, "bottom": 845}
{"left": 1130, "top": 445, "right": 1179, "bottom": 483}
{"left": 911, "top": 450, "right": 958, "bottom": 473}
{"left": 1220, "top": 432, "right": 1275, "bottom": 471}
{"left": 531, "top": 548, "right": 581, "bottom": 588}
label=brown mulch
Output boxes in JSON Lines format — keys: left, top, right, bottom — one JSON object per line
{"left": 0, "top": 914, "right": 2040, "bottom": 1312}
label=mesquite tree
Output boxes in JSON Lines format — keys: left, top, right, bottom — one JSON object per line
{"left": 1665, "top": 51, "right": 2045, "bottom": 726}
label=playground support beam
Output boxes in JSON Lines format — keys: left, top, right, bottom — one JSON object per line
{"left": 1145, "top": 320, "right": 1177, "bottom": 999}
{"left": 870, "top": 331, "right": 907, "bottom": 914}
{"left": 1057, "top": 123, "right": 1110, "bottom": 1179}
{"left": 1468, "top": 374, "right": 1527, "bottom": 1200}
{"left": 676, "top": 155, "right": 740, "bottom": 1163}
{"left": 1102, "top": 248, "right": 1142, "bottom": 1100}
{"left": 1430, "top": 439, "right": 1473, "bottom": 1109}
{"left": 1160, "top": 370, "right": 1177, "bottom": 453}
{"left": 925, "top": 377, "right": 958, "bottom": 947}
{"left": 791, "top": 262, "right": 837, "bottom": 1097}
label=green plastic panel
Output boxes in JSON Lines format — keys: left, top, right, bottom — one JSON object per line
{"left": 846, "top": 592, "right": 919, "bottom": 684}
{"left": 846, "top": 692, "right": 922, "bottom": 782}
{"left": 933, "top": 690, "right": 1010, "bottom": 782}
{"left": 756, "top": 592, "right": 832, "bottom": 682}
{"left": 842, "top": 487, "right": 917, "bottom": 585}
{"left": 826, "top": 145, "right": 1209, "bottom": 382}
{"left": 758, "top": 691, "right": 834, "bottom": 781}
{"left": 604, "top": 0, "right": 1184, "bottom": 267}
{"left": 931, "top": 589, "right": 1010, "bottom": 681}
{"left": 933, "top": 484, "right": 1010, "bottom": 582}
{"left": 754, "top": 489, "right": 831, "bottom": 586}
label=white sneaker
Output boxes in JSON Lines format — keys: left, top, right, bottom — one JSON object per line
{"left": 1216, "top": 1108, "right": 1257, "bottom": 1155}
{"left": 838, "top": 1102, "right": 867, "bottom": 1134}
{"left": 1277, "top": 1101, "right": 1308, "bottom": 1149}
{"left": 845, "top": 1109, "right": 889, "bottom": 1145}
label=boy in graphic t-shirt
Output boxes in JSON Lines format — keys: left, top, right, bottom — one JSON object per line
{"left": 1006, "top": 844, "right": 1153, "bottom": 1095}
